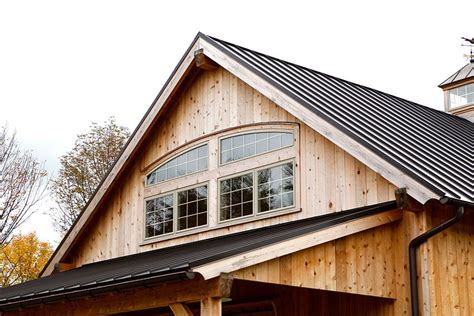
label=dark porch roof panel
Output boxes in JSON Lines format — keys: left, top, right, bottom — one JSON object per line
{"left": 203, "top": 34, "right": 474, "bottom": 201}
{"left": 0, "top": 201, "right": 396, "bottom": 309}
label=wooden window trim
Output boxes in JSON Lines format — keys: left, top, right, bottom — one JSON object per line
{"left": 141, "top": 122, "right": 299, "bottom": 175}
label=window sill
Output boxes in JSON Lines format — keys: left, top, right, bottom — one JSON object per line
{"left": 139, "top": 207, "right": 302, "bottom": 247}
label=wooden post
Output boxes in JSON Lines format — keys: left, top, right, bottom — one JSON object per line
{"left": 199, "top": 274, "right": 232, "bottom": 315}
{"left": 169, "top": 303, "right": 193, "bottom": 316}
{"left": 200, "top": 296, "right": 222, "bottom": 315}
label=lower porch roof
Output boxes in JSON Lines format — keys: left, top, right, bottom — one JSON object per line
{"left": 0, "top": 200, "right": 397, "bottom": 310}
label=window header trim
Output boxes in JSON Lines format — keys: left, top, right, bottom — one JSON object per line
{"left": 141, "top": 122, "right": 298, "bottom": 175}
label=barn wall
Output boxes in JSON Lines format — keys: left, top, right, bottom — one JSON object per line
{"left": 67, "top": 66, "right": 397, "bottom": 268}
{"left": 232, "top": 218, "right": 413, "bottom": 315}
{"left": 421, "top": 208, "right": 474, "bottom": 315}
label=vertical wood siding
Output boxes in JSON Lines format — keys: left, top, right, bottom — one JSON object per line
{"left": 232, "top": 222, "right": 399, "bottom": 299}
{"left": 68, "top": 67, "right": 397, "bottom": 269}
{"left": 423, "top": 209, "right": 474, "bottom": 315}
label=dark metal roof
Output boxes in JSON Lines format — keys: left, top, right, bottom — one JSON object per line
{"left": 439, "top": 63, "right": 474, "bottom": 87}
{"left": 0, "top": 201, "right": 396, "bottom": 309}
{"left": 203, "top": 34, "right": 474, "bottom": 201}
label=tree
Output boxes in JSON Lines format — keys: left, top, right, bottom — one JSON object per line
{"left": 0, "top": 232, "right": 53, "bottom": 287}
{"left": 50, "top": 117, "right": 130, "bottom": 235}
{"left": 0, "top": 125, "right": 48, "bottom": 245}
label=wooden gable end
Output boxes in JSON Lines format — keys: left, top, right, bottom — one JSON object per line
{"left": 62, "top": 65, "right": 398, "bottom": 270}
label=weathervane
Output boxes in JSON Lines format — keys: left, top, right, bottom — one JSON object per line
{"left": 461, "top": 37, "right": 474, "bottom": 63}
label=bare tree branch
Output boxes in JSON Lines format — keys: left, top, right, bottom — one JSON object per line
{"left": 0, "top": 125, "right": 49, "bottom": 245}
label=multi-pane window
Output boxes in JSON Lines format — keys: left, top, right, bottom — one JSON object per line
{"left": 144, "top": 127, "right": 297, "bottom": 240}
{"left": 257, "top": 162, "right": 294, "bottom": 213}
{"left": 218, "top": 161, "right": 295, "bottom": 222}
{"left": 145, "top": 185, "right": 208, "bottom": 239}
{"left": 220, "top": 132, "right": 294, "bottom": 164}
{"left": 220, "top": 173, "right": 253, "bottom": 221}
{"left": 147, "top": 144, "right": 208, "bottom": 185}
{"left": 448, "top": 83, "right": 474, "bottom": 109}
{"left": 177, "top": 185, "right": 208, "bottom": 230}
{"left": 145, "top": 194, "right": 174, "bottom": 238}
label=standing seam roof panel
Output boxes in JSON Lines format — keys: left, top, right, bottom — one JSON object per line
{"left": 207, "top": 36, "right": 474, "bottom": 201}
{"left": 237, "top": 50, "right": 470, "bottom": 195}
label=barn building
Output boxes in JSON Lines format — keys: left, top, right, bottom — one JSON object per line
{"left": 0, "top": 33, "right": 473, "bottom": 315}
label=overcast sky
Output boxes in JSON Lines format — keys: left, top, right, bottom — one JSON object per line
{"left": 1, "top": 0, "right": 472, "bottom": 245}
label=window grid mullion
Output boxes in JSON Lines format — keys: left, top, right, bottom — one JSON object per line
{"left": 253, "top": 170, "right": 257, "bottom": 216}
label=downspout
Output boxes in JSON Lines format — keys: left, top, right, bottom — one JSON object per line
{"left": 409, "top": 198, "right": 467, "bottom": 316}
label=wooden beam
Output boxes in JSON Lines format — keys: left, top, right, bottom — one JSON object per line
{"left": 169, "top": 303, "right": 193, "bottom": 316}
{"left": 272, "top": 297, "right": 282, "bottom": 316}
{"left": 395, "top": 188, "right": 424, "bottom": 212}
{"left": 9, "top": 275, "right": 231, "bottom": 315}
{"left": 214, "top": 273, "right": 233, "bottom": 298}
{"left": 195, "top": 48, "right": 218, "bottom": 70}
{"left": 52, "top": 262, "right": 74, "bottom": 274}
{"left": 194, "top": 209, "right": 402, "bottom": 279}
{"left": 201, "top": 296, "right": 222, "bottom": 316}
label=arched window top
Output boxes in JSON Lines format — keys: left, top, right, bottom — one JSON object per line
{"left": 220, "top": 131, "right": 294, "bottom": 165}
{"left": 147, "top": 143, "right": 208, "bottom": 186}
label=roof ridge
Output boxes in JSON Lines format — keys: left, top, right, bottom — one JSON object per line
{"left": 208, "top": 35, "right": 474, "bottom": 128}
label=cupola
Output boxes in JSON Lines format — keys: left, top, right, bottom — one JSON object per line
{"left": 439, "top": 38, "right": 474, "bottom": 122}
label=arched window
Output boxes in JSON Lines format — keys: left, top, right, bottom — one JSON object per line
{"left": 143, "top": 124, "right": 299, "bottom": 241}
{"left": 146, "top": 143, "right": 208, "bottom": 185}
{"left": 220, "top": 131, "right": 294, "bottom": 164}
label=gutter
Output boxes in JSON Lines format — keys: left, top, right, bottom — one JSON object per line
{"left": 409, "top": 197, "right": 472, "bottom": 316}
{"left": 0, "top": 270, "right": 196, "bottom": 312}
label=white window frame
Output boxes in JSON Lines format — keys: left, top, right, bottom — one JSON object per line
{"left": 448, "top": 83, "right": 474, "bottom": 109}
{"left": 143, "top": 181, "right": 210, "bottom": 241}
{"left": 145, "top": 142, "right": 209, "bottom": 187}
{"left": 217, "top": 159, "right": 296, "bottom": 224}
{"left": 218, "top": 129, "right": 295, "bottom": 166}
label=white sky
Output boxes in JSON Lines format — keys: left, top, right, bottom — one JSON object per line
{"left": 0, "top": 0, "right": 472, "bottom": 245}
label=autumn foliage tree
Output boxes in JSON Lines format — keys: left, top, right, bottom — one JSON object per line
{"left": 0, "top": 232, "right": 53, "bottom": 287}
{"left": 50, "top": 117, "right": 130, "bottom": 235}
{"left": 0, "top": 125, "right": 48, "bottom": 245}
